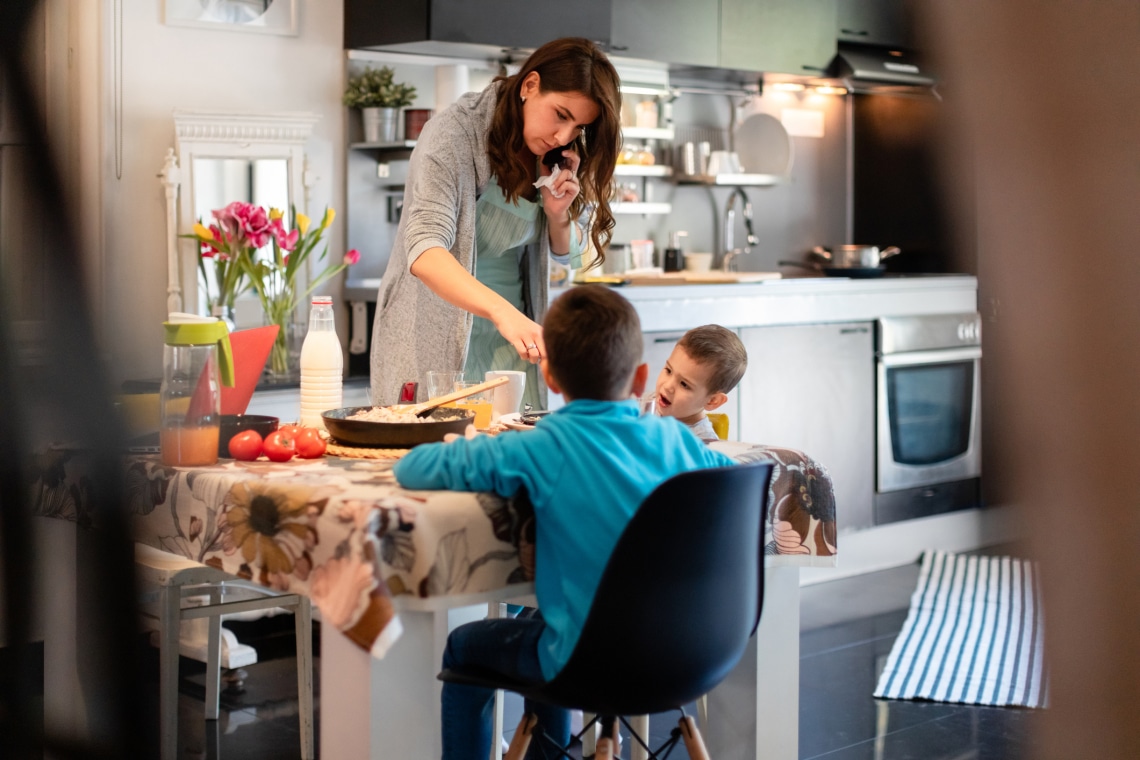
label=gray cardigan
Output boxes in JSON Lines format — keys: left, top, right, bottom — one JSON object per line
{"left": 369, "top": 83, "right": 553, "bottom": 406}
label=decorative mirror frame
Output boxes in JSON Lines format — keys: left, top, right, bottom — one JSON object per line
{"left": 164, "top": 0, "right": 299, "bottom": 36}
{"left": 162, "top": 109, "right": 320, "bottom": 314}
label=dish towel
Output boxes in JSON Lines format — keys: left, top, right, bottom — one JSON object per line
{"left": 874, "top": 550, "right": 1049, "bottom": 709}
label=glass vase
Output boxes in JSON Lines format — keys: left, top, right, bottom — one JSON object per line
{"left": 265, "top": 317, "right": 305, "bottom": 384}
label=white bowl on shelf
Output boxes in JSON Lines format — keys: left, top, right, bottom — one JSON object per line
{"left": 684, "top": 252, "right": 714, "bottom": 273}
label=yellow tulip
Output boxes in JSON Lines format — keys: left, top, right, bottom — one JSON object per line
{"left": 193, "top": 223, "right": 214, "bottom": 240}
{"left": 296, "top": 213, "right": 311, "bottom": 236}
{"left": 269, "top": 207, "right": 284, "bottom": 220}
{"left": 320, "top": 207, "right": 336, "bottom": 229}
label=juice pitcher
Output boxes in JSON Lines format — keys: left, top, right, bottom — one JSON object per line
{"left": 161, "top": 313, "right": 235, "bottom": 466}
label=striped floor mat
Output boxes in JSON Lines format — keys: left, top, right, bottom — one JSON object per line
{"left": 873, "top": 550, "right": 1048, "bottom": 708}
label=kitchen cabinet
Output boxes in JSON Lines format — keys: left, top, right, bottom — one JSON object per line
{"left": 344, "top": 0, "right": 613, "bottom": 53}
{"left": 738, "top": 321, "right": 874, "bottom": 532}
{"left": 610, "top": 0, "right": 719, "bottom": 67}
{"left": 720, "top": 0, "right": 837, "bottom": 75}
{"left": 643, "top": 330, "right": 741, "bottom": 440}
{"left": 837, "top": 0, "right": 914, "bottom": 49}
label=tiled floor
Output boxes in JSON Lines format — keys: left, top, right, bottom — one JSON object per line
{"left": 132, "top": 552, "right": 1040, "bottom": 758}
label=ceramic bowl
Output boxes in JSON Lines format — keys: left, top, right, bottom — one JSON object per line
{"left": 219, "top": 414, "right": 280, "bottom": 457}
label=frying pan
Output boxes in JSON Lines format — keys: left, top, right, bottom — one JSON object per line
{"left": 778, "top": 260, "right": 888, "bottom": 278}
{"left": 322, "top": 406, "right": 474, "bottom": 447}
{"left": 810, "top": 245, "right": 901, "bottom": 268}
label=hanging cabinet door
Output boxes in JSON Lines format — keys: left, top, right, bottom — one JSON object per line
{"left": 720, "top": 0, "right": 837, "bottom": 75}
{"left": 610, "top": 0, "right": 719, "bottom": 67}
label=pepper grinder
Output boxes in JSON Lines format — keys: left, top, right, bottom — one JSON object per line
{"left": 663, "top": 230, "right": 687, "bottom": 273}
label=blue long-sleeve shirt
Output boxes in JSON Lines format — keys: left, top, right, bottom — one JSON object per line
{"left": 394, "top": 398, "right": 735, "bottom": 679}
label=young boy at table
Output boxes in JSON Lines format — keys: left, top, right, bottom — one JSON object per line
{"left": 393, "top": 285, "right": 734, "bottom": 760}
{"left": 652, "top": 324, "right": 748, "bottom": 443}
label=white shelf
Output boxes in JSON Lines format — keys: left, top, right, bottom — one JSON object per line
{"left": 613, "top": 164, "right": 673, "bottom": 177}
{"left": 612, "top": 201, "right": 672, "bottom": 215}
{"left": 350, "top": 140, "right": 417, "bottom": 151}
{"left": 674, "top": 173, "right": 784, "bottom": 187}
{"left": 621, "top": 126, "right": 674, "bottom": 141}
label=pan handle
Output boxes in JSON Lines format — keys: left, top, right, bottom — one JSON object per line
{"left": 809, "top": 246, "right": 832, "bottom": 261}
{"left": 879, "top": 246, "right": 902, "bottom": 259}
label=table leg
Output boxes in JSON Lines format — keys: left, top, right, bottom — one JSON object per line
{"left": 320, "top": 603, "right": 489, "bottom": 759}
{"left": 703, "top": 565, "right": 800, "bottom": 760}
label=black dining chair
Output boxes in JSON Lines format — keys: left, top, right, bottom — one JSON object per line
{"left": 438, "top": 460, "right": 774, "bottom": 759}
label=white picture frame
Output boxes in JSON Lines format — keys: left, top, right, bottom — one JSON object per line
{"left": 164, "top": 0, "right": 298, "bottom": 37}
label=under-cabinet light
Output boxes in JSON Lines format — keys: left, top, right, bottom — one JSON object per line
{"left": 813, "top": 85, "right": 848, "bottom": 96}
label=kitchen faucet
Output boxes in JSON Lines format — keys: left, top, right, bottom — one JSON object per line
{"left": 722, "top": 187, "right": 758, "bottom": 272}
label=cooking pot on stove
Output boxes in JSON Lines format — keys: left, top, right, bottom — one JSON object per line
{"left": 811, "top": 245, "right": 901, "bottom": 269}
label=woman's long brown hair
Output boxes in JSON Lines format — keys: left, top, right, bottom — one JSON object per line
{"left": 487, "top": 37, "right": 621, "bottom": 269}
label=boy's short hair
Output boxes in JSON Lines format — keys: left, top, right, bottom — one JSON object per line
{"left": 677, "top": 325, "right": 748, "bottom": 394}
{"left": 544, "top": 286, "right": 643, "bottom": 401}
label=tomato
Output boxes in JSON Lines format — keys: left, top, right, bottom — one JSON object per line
{"left": 227, "top": 430, "right": 263, "bottom": 461}
{"left": 277, "top": 424, "right": 304, "bottom": 437}
{"left": 294, "top": 427, "right": 327, "bottom": 459}
{"left": 262, "top": 430, "right": 296, "bottom": 462}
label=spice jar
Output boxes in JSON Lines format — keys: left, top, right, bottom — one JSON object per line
{"left": 160, "top": 314, "right": 235, "bottom": 466}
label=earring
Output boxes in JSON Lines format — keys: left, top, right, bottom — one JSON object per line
{"left": 520, "top": 95, "right": 526, "bottom": 103}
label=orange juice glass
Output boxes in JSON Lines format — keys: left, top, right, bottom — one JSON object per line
{"left": 455, "top": 383, "right": 492, "bottom": 429}
{"left": 160, "top": 423, "right": 220, "bottom": 466}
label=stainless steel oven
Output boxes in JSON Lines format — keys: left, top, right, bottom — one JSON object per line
{"left": 874, "top": 312, "right": 982, "bottom": 525}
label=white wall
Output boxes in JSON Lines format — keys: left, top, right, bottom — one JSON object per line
{"left": 93, "top": 0, "right": 346, "bottom": 383}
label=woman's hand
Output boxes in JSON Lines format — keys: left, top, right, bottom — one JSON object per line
{"left": 490, "top": 304, "right": 546, "bottom": 364}
{"left": 539, "top": 148, "right": 582, "bottom": 223}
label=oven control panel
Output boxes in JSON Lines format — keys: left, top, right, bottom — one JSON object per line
{"left": 877, "top": 312, "right": 981, "bottom": 354}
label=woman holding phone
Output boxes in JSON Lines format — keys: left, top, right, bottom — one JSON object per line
{"left": 370, "top": 37, "right": 622, "bottom": 407}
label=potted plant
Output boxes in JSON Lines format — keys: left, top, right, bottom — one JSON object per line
{"left": 343, "top": 65, "right": 417, "bottom": 143}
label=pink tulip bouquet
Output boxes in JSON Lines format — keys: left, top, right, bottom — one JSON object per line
{"left": 186, "top": 201, "right": 359, "bottom": 377}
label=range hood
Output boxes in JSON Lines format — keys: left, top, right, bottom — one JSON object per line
{"left": 831, "top": 43, "right": 936, "bottom": 89}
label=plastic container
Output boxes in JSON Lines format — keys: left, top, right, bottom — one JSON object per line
{"left": 299, "top": 296, "right": 343, "bottom": 429}
{"left": 160, "top": 314, "right": 235, "bottom": 466}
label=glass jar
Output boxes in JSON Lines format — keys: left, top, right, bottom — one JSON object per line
{"left": 160, "top": 316, "right": 234, "bottom": 466}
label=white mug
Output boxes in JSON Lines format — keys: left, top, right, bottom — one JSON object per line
{"left": 484, "top": 370, "right": 527, "bottom": 421}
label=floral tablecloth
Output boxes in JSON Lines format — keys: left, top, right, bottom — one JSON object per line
{"left": 28, "top": 441, "right": 836, "bottom": 659}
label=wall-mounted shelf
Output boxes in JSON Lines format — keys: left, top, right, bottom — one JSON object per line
{"left": 613, "top": 164, "right": 673, "bottom": 177}
{"left": 350, "top": 140, "right": 417, "bottom": 151}
{"left": 612, "top": 201, "right": 672, "bottom": 215}
{"left": 675, "top": 173, "right": 783, "bottom": 187}
{"left": 621, "top": 126, "right": 675, "bottom": 142}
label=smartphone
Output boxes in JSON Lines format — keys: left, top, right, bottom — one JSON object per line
{"left": 542, "top": 142, "right": 577, "bottom": 168}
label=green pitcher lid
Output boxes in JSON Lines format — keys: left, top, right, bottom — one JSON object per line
{"left": 163, "top": 313, "right": 235, "bottom": 387}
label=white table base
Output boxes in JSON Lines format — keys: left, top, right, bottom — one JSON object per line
{"left": 320, "top": 567, "right": 800, "bottom": 760}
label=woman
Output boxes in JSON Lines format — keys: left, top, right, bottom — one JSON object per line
{"left": 370, "top": 37, "right": 621, "bottom": 408}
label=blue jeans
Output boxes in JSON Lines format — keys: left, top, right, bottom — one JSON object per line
{"left": 441, "top": 616, "right": 571, "bottom": 760}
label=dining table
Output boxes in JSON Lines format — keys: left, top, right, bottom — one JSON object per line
{"left": 31, "top": 435, "right": 837, "bottom": 759}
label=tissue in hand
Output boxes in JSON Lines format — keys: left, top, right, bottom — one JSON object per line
{"left": 533, "top": 164, "right": 566, "bottom": 198}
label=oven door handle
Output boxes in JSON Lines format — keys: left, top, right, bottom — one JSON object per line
{"left": 880, "top": 346, "right": 982, "bottom": 367}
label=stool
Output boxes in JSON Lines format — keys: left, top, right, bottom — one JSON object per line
{"left": 134, "top": 543, "right": 314, "bottom": 760}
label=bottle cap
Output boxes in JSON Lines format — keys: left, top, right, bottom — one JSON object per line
{"left": 312, "top": 296, "right": 333, "bottom": 305}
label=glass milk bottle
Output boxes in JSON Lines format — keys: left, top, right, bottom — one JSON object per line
{"left": 299, "top": 296, "right": 343, "bottom": 429}
{"left": 160, "top": 314, "right": 234, "bottom": 466}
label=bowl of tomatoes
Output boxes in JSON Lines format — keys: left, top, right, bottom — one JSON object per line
{"left": 218, "top": 415, "right": 279, "bottom": 457}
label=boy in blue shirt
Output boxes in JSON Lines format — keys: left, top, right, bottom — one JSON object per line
{"left": 393, "top": 285, "right": 734, "bottom": 760}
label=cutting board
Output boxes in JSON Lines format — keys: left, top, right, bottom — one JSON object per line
{"left": 621, "top": 271, "right": 782, "bottom": 286}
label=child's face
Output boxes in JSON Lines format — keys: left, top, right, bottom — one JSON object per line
{"left": 654, "top": 346, "right": 723, "bottom": 424}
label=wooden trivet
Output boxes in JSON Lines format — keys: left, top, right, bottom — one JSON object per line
{"left": 325, "top": 442, "right": 410, "bottom": 460}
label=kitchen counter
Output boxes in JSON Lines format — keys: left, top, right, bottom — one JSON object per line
{"left": 558, "top": 275, "right": 979, "bottom": 333}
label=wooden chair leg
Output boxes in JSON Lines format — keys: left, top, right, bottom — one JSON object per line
{"left": 503, "top": 713, "right": 537, "bottom": 760}
{"left": 679, "top": 715, "right": 711, "bottom": 760}
{"left": 697, "top": 693, "right": 709, "bottom": 733}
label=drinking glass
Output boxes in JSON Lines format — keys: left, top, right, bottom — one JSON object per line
{"left": 638, "top": 395, "right": 658, "bottom": 416}
{"left": 455, "top": 382, "right": 493, "bottom": 429}
{"left": 425, "top": 371, "right": 464, "bottom": 404}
